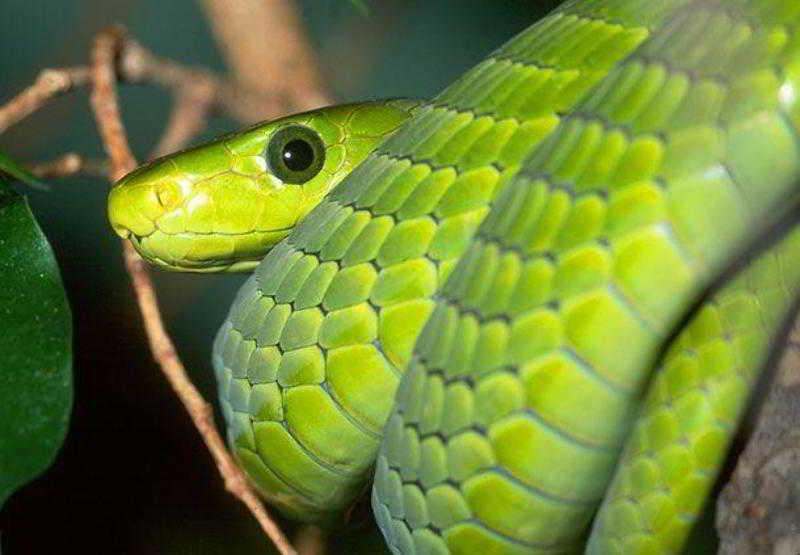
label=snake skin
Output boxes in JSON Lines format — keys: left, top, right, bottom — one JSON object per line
{"left": 209, "top": 0, "right": 800, "bottom": 552}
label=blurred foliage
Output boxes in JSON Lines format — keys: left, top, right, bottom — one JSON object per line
{"left": 0, "top": 149, "right": 43, "bottom": 188}
{"left": 347, "top": 0, "right": 370, "bottom": 16}
{"left": 0, "top": 176, "right": 72, "bottom": 508}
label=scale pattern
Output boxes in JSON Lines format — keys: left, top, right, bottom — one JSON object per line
{"left": 213, "top": 4, "right": 649, "bottom": 520}
{"left": 587, "top": 228, "right": 800, "bottom": 553}
{"left": 372, "top": 1, "right": 800, "bottom": 553}
{"left": 206, "top": 0, "right": 800, "bottom": 548}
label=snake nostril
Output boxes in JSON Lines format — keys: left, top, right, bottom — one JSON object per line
{"left": 156, "top": 183, "right": 181, "bottom": 210}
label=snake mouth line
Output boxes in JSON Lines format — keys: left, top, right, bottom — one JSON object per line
{"left": 127, "top": 226, "right": 294, "bottom": 241}
{"left": 125, "top": 227, "right": 294, "bottom": 272}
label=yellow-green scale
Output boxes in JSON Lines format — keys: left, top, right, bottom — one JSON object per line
{"left": 372, "top": 1, "right": 800, "bottom": 554}
{"left": 205, "top": 0, "right": 800, "bottom": 551}
{"left": 588, "top": 228, "right": 800, "bottom": 554}
{"left": 213, "top": 4, "right": 651, "bottom": 522}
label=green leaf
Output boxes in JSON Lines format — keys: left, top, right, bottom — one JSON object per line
{"left": 0, "top": 149, "right": 45, "bottom": 189}
{"left": 0, "top": 177, "right": 72, "bottom": 507}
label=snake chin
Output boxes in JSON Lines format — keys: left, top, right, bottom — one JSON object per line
{"left": 127, "top": 230, "right": 281, "bottom": 273}
{"left": 112, "top": 226, "right": 131, "bottom": 240}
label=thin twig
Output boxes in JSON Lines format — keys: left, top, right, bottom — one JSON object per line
{"left": 0, "top": 37, "right": 282, "bottom": 144}
{"left": 149, "top": 75, "right": 217, "bottom": 158}
{"left": 0, "top": 67, "right": 91, "bottom": 134}
{"left": 294, "top": 525, "right": 326, "bottom": 555}
{"left": 118, "top": 37, "right": 287, "bottom": 128}
{"left": 27, "top": 153, "right": 108, "bottom": 179}
{"left": 88, "top": 26, "right": 296, "bottom": 555}
{"left": 89, "top": 27, "right": 136, "bottom": 175}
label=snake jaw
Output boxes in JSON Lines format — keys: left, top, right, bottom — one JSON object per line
{"left": 119, "top": 225, "right": 295, "bottom": 272}
{"left": 108, "top": 168, "right": 293, "bottom": 271}
{"left": 112, "top": 225, "right": 130, "bottom": 240}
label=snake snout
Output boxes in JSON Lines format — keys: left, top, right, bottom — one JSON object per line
{"left": 108, "top": 184, "right": 154, "bottom": 239}
{"left": 108, "top": 170, "right": 183, "bottom": 240}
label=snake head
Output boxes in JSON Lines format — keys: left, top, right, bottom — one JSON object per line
{"left": 108, "top": 100, "right": 416, "bottom": 272}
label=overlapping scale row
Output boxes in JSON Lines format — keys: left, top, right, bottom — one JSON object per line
{"left": 588, "top": 229, "right": 800, "bottom": 554}
{"left": 212, "top": 0, "right": 653, "bottom": 522}
{"left": 374, "top": 1, "right": 800, "bottom": 553}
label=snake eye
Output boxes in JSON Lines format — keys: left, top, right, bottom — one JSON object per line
{"left": 265, "top": 124, "right": 326, "bottom": 184}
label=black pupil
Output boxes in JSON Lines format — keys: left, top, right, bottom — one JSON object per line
{"left": 282, "top": 139, "right": 314, "bottom": 172}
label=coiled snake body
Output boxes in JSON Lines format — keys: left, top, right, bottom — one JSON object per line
{"left": 109, "top": 1, "right": 800, "bottom": 552}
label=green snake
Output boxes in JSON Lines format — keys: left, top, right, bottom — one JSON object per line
{"left": 107, "top": 1, "right": 800, "bottom": 552}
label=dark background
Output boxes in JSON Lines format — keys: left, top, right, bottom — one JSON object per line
{"left": 0, "top": 2, "right": 560, "bottom": 553}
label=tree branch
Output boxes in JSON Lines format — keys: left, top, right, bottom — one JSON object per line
{"left": 87, "top": 26, "right": 296, "bottom": 555}
{"left": 717, "top": 318, "right": 800, "bottom": 554}
{"left": 0, "top": 2, "right": 334, "bottom": 552}
{"left": 200, "top": 0, "right": 332, "bottom": 116}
